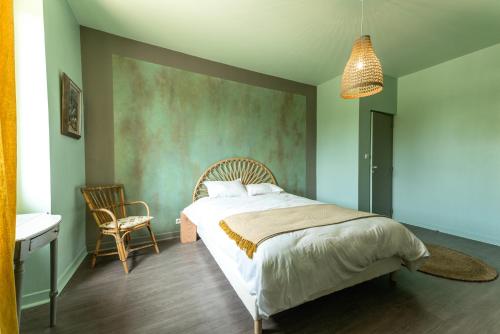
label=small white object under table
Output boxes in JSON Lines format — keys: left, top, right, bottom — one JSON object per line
{"left": 14, "top": 213, "right": 61, "bottom": 327}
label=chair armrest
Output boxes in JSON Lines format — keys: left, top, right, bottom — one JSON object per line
{"left": 91, "top": 208, "right": 119, "bottom": 232}
{"left": 124, "top": 201, "right": 150, "bottom": 217}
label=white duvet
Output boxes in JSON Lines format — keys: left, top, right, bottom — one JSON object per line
{"left": 183, "top": 193, "right": 429, "bottom": 317}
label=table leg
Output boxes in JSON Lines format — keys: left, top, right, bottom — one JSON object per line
{"left": 14, "top": 259, "right": 24, "bottom": 326}
{"left": 50, "top": 238, "right": 58, "bottom": 327}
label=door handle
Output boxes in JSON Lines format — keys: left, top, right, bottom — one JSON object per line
{"left": 372, "top": 165, "right": 378, "bottom": 174}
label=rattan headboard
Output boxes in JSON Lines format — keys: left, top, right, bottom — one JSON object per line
{"left": 192, "top": 157, "right": 277, "bottom": 202}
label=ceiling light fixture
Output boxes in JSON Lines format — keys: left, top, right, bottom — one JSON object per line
{"left": 340, "top": 0, "right": 383, "bottom": 99}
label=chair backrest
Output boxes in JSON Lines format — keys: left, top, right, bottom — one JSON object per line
{"left": 81, "top": 185, "right": 127, "bottom": 226}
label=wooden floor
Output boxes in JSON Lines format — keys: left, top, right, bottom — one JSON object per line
{"left": 21, "top": 225, "right": 500, "bottom": 334}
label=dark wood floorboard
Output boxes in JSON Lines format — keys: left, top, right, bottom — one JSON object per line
{"left": 20, "top": 225, "right": 500, "bottom": 334}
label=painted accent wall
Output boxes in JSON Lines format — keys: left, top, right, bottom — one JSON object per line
{"left": 81, "top": 28, "right": 316, "bottom": 249}
{"left": 394, "top": 43, "right": 500, "bottom": 246}
{"left": 20, "top": 0, "right": 86, "bottom": 308}
{"left": 316, "top": 75, "right": 359, "bottom": 208}
{"left": 112, "top": 55, "right": 307, "bottom": 236}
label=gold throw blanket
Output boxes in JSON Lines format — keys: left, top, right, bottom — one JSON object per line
{"left": 219, "top": 204, "right": 378, "bottom": 259}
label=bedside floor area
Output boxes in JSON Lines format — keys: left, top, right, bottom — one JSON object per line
{"left": 20, "top": 226, "right": 500, "bottom": 334}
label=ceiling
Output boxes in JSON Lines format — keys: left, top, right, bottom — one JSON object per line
{"left": 67, "top": 0, "right": 500, "bottom": 85}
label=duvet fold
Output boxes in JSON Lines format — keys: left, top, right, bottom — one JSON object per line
{"left": 219, "top": 204, "right": 377, "bottom": 258}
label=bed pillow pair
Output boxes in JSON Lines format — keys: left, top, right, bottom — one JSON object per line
{"left": 204, "top": 179, "right": 247, "bottom": 198}
{"left": 204, "top": 179, "right": 283, "bottom": 198}
{"left": 246, "top": 183, "right": 283, "bottom": 196}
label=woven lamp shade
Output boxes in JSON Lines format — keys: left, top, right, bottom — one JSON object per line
{"left": 341, "top": 35, "right": 383, "bottom": 99}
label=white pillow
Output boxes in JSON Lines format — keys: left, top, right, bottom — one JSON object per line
{"left": 204, "top": 179, "right": 247, "bottom": 198}
{"left": 246, "top": 183, "right": 283, "bottom": 196}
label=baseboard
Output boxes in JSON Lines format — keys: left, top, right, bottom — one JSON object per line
{"left": 58, "top": 245, "right": 89, "bottom": 292}
{"left": 87, "top": 231, "right": 180, "bottom": 252}
{"left": 404, "top": 221, "right": 500, "bottom": 247}
{"left": 21, "top": 245, "right": 88, "bottom": 309}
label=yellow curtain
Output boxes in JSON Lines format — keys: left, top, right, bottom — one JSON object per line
{"left": 0, "top": 0, "right": 18, "bottom": 332}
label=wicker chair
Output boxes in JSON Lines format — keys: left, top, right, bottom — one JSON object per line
{"left": 81, "top": 185, "right": 159, "bottom": 273}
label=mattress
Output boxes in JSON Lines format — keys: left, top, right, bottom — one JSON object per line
{"left": 182, "top": 193, "right": 429, "bottom": 317}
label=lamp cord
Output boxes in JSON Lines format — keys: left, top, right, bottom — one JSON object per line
{"left": 360, "top": 0, "right": 364, "bottom": 36}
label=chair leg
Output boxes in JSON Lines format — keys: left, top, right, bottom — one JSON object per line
{"left": 114, "top": 235, "right": 129, "bottom": 274}
{"left": 91, "top": 232, "right": 103, "bottom": 269}
{"left": 121, "top": 260, "right": 129, "bottom": 274}
{"left": 147, "top": 224, "right": 160, "bottom": 254}
{"left": 254, "top": 319, "right": 262, "bottom": 334}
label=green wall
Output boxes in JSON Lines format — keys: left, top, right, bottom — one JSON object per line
{"left": 316, "top": 75, "right": 359, "bottom": 208}
{"left": 112, "top": 55, "right": 307, "bottom": 236}
{"left": 394, "top": 43, "right": 500, "bottom": 245}
{"left": 22, "top": 0, "right": 86, "bottom": 308}
{"left": 316, "top": 75, "right": 397, "bottom": 210}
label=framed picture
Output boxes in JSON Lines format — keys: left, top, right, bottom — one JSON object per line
{"left": 61, "top": 73, "right": 82, "bottom": 139}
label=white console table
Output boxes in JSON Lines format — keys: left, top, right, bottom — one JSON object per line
{"left": 14, "top": 213, "right": 61, "bottom": 327}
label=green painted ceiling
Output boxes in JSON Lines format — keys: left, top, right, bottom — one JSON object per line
{"left": 67, "top": 0, "right": 500, "bottom": 85}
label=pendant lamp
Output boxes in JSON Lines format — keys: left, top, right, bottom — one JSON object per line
{"left": 341, "top": 0, "right": 383, "bottom": 99}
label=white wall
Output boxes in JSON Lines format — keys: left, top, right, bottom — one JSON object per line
{"left": 14, "top": 0, "right": 51, "bottom": 213}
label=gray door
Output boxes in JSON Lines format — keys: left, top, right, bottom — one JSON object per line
{"left": 371, "top": 111, "right": 393, "bottom": 217}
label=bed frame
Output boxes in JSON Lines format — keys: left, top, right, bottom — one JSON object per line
{"left": 183, "top": 157, "right": 401, "bottom": 334}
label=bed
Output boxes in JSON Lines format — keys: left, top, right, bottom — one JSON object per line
{"left": 181, "top": 158, "right": 429, "bottom": 334}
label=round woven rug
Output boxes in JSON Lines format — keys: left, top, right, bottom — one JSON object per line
{"left": 418, "top": 244, "right": 498, "bottom": 282}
